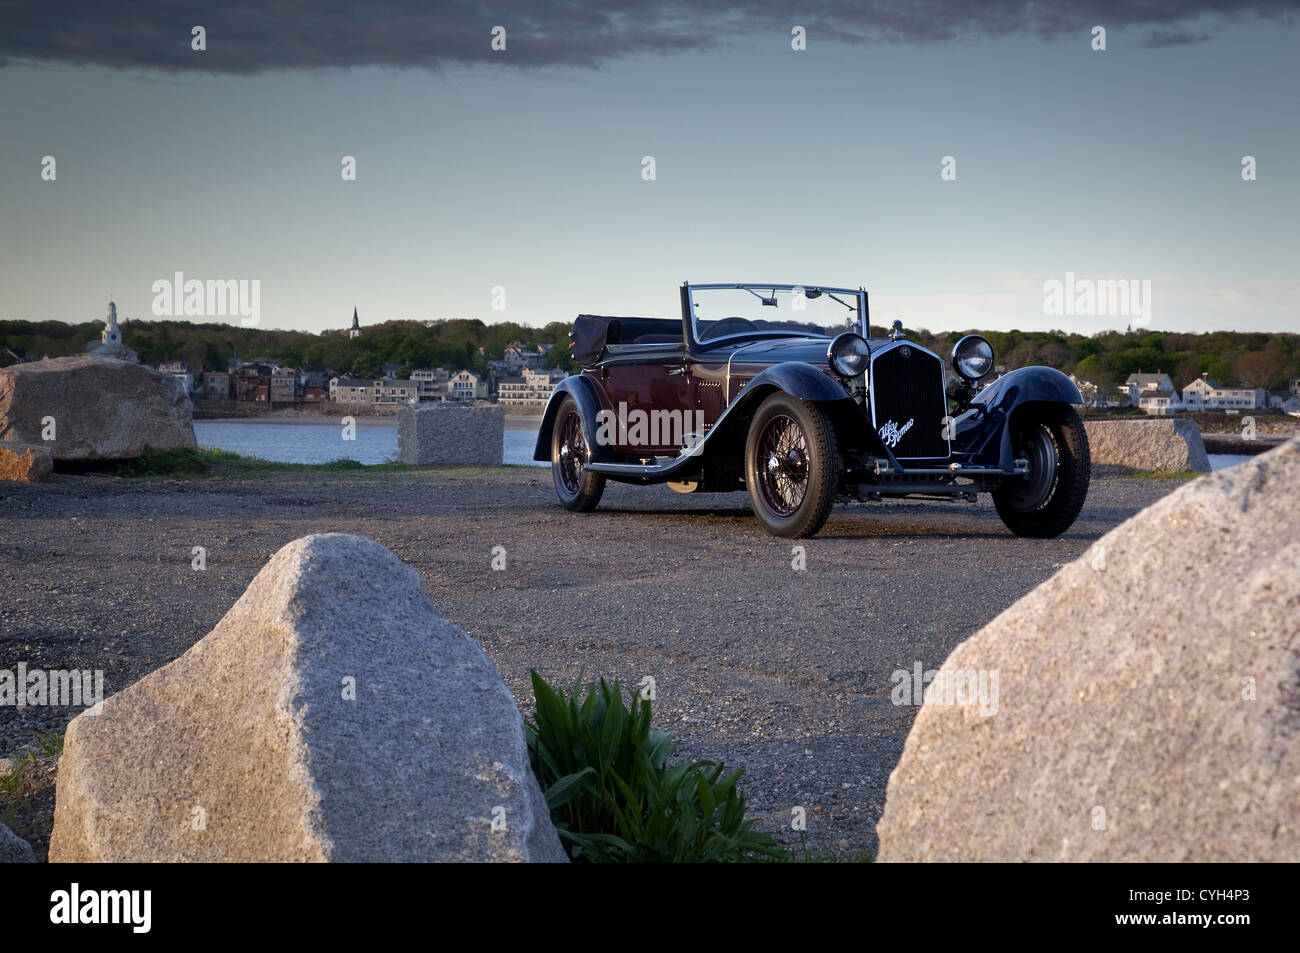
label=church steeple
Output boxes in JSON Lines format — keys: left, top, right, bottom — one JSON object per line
{"left": 349, "top": 306, "right": 361, "bottom": 339}
{"left": 103, "top": 299, "right": 121, "bottom": 345}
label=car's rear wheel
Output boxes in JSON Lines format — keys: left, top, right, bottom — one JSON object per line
{"left": 992, "top": 404, "right": 1090, "bottom": 538}
{"left": 744, "top": 393, "right": 839, "bottom": 538}
{"left": 551, "top": 396, "right": 606, "bottom": 512}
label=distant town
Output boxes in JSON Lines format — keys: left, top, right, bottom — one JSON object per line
{"left": 3, "top": 302, "right": 1299, "bottom": 418}
{"left": 1073, "top": 371, "right": 1300, "bottom": 416}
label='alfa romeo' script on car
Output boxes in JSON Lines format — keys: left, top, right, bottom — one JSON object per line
{"left": 878, "top": 418, "right": 914, "bottom": 448}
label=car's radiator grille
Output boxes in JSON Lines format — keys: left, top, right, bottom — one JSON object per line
{"left": 869, "top": 345, "right": 950, "bottom": 459}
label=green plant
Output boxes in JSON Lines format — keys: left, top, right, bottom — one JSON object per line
{"left": 525, "top": 671, "right": 781, "bottom": 862}
{"left": 0, "top": 730, "right": 61, "bottom": 795}
{"left": 33, "top": 729, "right": 63, "bottom": 757}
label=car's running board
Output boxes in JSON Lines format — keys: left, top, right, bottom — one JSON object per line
{"left": 585, "top": 456, "right": 699, "bottom": 479}
{"left": 873, "top": 459, "right": 1030, "bottom": 477}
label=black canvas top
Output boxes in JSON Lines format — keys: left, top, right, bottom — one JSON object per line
{"left": 571, "top": 314, "right": 680, "bottom": 366}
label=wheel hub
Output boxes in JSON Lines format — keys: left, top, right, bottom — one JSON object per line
{"left": 1006, "top": 425, "right": 1058, "bottom": 510}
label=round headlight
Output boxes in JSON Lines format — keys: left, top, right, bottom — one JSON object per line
{"left": 952, "top": 335, "right": 994, "bottom": 382}
{"left": 828, "top": 332, "right": 870, "bottom": 379}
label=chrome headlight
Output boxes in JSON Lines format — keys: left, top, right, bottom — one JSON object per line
{"left": 828, "top": 332, "right": 870, "bottom": 379}
{"left": 952, "top": 334, "right": 994, "bottom": 382}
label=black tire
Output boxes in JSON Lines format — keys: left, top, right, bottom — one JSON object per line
{"left": 551, "top": 396, "right": 606, "bottom": 512}
{"left": 744, "top": 393, "right": 840, "bottom": 538}
{"left": 993, "top": 403, "right": 1090, "bottom": 538}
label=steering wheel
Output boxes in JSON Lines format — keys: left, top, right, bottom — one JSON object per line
{"left": 703, "top": 316, "right": 757, "bottom": 339}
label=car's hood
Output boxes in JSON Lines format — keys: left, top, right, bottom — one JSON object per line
{"left": 721, "top": 336, "right": 832, "bottom": 366}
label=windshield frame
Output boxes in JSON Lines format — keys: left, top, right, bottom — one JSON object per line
{"left": 681, "top": 282, "right": 868, "bottom": 349}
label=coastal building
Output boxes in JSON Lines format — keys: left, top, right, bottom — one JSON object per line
{"left": 447, "top": 370, "right": 486, "bottom": 401}
{"left": 157, "top": 358, "right": 196, "bottom": 396}
{"left": 496, "top": 375, "right": 528, "bottom": 406}
{"left": 1122, "top": 372, "right": 1174, "bottom": 407}
{"left": 410, "top": 368, "right": 449, "bottom": 401}
{"left": 501, "top": 341, "right": 546, "bottom": 372}
{"left": 270, "top": 367, "right": 298, "bottom": 401}
{"left": 1265, "top": 389, "right": 1300, "bottom": 411}
{"left": 1290, "top": 378, "right": 1300, "bottom": 397}
{"left": 85, "top": 300, "right": 139, "bottom": 362}
{"left": 372, "top": 378, "right": 417, "bottom": 404}
{"left": 1181, "top": 374, "right": 1258, "bottom": 411}
{"left": 331, "top": 377, "right": 417, "bottom": 404}
{"left": 237, "top": 365, "right": 271, "bottom": 402}
{"left": 497, "top": 367, "right": 565, "bottom": 411}
{"left": 349, "top": 307, "right": 362, "bottom": 339}
{"left": 298, "top": 364, "right": 330, "bottom": 391}
{"left": 202, "top": 370, "right": 233, "bottom": 399}
{"left": 1138, "top": 389, "right": 1179, "bottom": 415}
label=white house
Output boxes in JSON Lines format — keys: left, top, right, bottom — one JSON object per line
{"left": 1181, "top": 374, "right": 1258, "bottom": 411}
{"left": 1123, "top": 372, "right": 1175, "bottom": 407}
{"left": 1138, "top": 389, "right": 1180, "bottom": 415}
{"left": 497, "top": 367, "right": 564, "bottom": 411}
{"left": 447, "top": 370, "right": 486, "bottom": 401}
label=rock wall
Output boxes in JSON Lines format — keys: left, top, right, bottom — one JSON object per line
{"left": 1083, "top": 418, "right": 1210, "bottom": 472}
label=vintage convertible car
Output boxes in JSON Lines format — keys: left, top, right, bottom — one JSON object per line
{"left": 534, "top": 282, "right": 1090, "bottom": 538}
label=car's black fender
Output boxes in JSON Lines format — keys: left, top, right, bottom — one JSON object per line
{"left": 954, "top": 366, "right": 1084, "bottom": 469}
{"left": 699, "top": 362, "right": 857, "bottom": 466}
{"left": 533, "top": 374, "right": 608, "bottom": 462}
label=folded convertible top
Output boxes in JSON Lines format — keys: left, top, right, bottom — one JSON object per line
{"left": 571, "top": 314, "right": 680, "bottom": 366}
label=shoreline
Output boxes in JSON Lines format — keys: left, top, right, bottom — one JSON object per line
{"left": 196, "top": 414, "right": 545, "bottom": 429}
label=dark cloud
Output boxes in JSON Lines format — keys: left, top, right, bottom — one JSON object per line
{"left": 0, "top": 1, "right": 1295, "bottom": 72}
{"left": 1139, "top": 27, "right": 1217, "bottom": 46}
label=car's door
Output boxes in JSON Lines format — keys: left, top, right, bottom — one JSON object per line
{"left": 599, "top": 342, "right": 691, "bottom": 455}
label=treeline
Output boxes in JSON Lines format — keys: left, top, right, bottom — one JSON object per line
{"left": 3, "top": 318, "right": 1298, "bottom": 391}
{"left": 881, "top": 326, "right": 1300, "bottom": 392}
{"left": 0, "top": 318, "right": 578, "bottom": 378}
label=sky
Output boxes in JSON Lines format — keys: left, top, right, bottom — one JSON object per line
{"left": 1, "top": 2, "right": 1297, "bottom": 336}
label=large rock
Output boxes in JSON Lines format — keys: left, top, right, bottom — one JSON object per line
{"left": 876, "top": 436, "right": 1300, "bottom": 862}
{"left": 0, "top": 822, "right": 36, "bottom": 863}
{"left": 1083, "top": 418, "right": 1210, "bottom": 472}
{"left": 50, "top": 533, "right": 566, "bottom": 862}
{"left": 397, "top": 402, "right": 503, "bottom": 466}
{"left": 0, "top": 440, "right": 52, "bottom": 482}
{"left": 0, "top": 356, "right": 196, "bottom": 461}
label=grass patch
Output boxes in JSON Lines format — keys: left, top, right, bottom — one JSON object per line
{"left": 114, "top": 446, "right": 530, "bottom": 480}
{"left": 766, "top": 846, "right": 876, "bottom": 863}
{"left": 0, "top": 729, "right": 62, "bottom": 796}
{"left": 1130, "top": 470, "right": 1204, "bottom": 481}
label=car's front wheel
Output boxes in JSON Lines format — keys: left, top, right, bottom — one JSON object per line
{"left": 992, "top": 403, "right": 1090, "bottom": 538}
{"left": 551, "top": 396, "right": 606, "bottom": 511}
{"left": 744, "top": 393, "right": 840, "bottom": 538}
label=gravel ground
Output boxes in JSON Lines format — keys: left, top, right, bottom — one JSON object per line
{"left": 0, "top": 466, "right": 1184, "bottom": 857}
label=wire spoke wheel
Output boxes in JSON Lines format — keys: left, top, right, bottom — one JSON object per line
{"left": 756, "top": 414, "right": 810, "bottom": 517}
{"left": 556, "top": 409, "right": 586, "bottom": 494}
{"left": 551, "top": 395, "right": 606, "bottom": 512}
{"left": 744, "top": 393, "right": 839, "bottom": 538}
